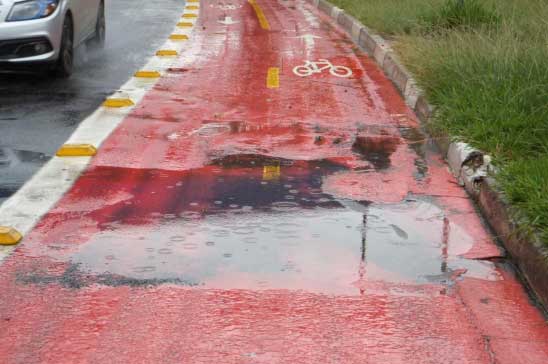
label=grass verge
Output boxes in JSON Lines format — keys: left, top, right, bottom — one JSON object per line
{"left": 330, "top": 0, "right": 548, "bottom": 245}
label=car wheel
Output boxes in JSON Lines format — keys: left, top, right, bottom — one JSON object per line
{"left": 52, "top": 15, "right": 74, "bottom": 78}
{"left": 89, "top": 1, "right": 106, "bottom": 49}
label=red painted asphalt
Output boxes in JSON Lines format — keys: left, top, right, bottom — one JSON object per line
{"left": 1, "top": 0, "right": 547, "bottom": 363}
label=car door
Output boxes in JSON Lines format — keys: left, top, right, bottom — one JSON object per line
{"left": 65, "top": 0, "right": 86, "bottom": 45}
{"left": 81, "top": 0, "right": 101, "bottom": 42}
{"left": 67, "top": 0, "right": 98, "bottom": 45}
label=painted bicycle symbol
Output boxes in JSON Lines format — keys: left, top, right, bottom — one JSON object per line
{"left": 293, "top": 59, "right": 353, "bottom": 78}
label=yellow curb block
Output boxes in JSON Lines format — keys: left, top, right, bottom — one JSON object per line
{"left": 134, "top": 71, "right": 161, "bottom": 78}
{"left": 56, "top": 144, "right": 98, "bottom": 157}
{"left": 0, "top": 226, "right": 22, "bottom": 246}
{"left": 156, "top": 49, "right": 179, "bottom": 56}
{"left": 177, "top": 22, "right": 194, "bottom": 28}
{"left": 182, "top": 13, "right": 198, "bottom": 18}
{"left": 103, "top": 98, "right": 135, "bottom": 108}
{"left": 186, "top": 5, "right": 199, "bottom": 10}
{"left": 169, "top": 34, "right": 189, "bottom": 41}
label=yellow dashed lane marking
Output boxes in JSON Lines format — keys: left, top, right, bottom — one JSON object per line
{"left": 169, "top": 34, "right": 189, "bottom": 41}
{"left": 248, "top": 0, "right": 270, "bottom": 30}
{"left": 0, "top": 226, "right": 22, "bottom": 246}
{"left": 187, "top": 0, "right": 199, "bottom": 2}
{"left": 56, "top": 144, "right": 98, "bottom": 157}
{"left": 177, "top": 22, "right": 194, "bottom": 28}
{"left": 103, "top": 98, "right": 135, "bottom": 108}
{"left": 156, "top": 49, "right": 179, "bottom": 56}
{"left": 267, "top": 67, "right": 279, "bottom": 88}
{"left": 134, "top": 71, "right": 161, "bottom": 78}
{"left": 182, "top": 13, "right": 198, "bottom": 18}
{"left": 186, "top": 5, "right": 199, "bottom": 10}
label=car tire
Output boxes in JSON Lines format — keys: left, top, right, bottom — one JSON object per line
{"left": 89, "top": 1, "right": 106, "bottom": 49}
{"left": 51, "top": 15, "right": 74, "bottom": 78}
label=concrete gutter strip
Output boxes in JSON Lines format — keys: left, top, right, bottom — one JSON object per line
{"left": 306, "top": 0, "right": 548, "bottom": 309}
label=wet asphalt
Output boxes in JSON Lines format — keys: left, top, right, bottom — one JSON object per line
{"left": 0, "top": 0, "right": 184, "bottom": 205}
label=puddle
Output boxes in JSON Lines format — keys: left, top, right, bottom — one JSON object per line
{"left": 0, "top": 147, "right": 50, "bottom": 203}
{"left": 31, "top": 154, "right": 501, "bottom": 294}
{"left": 352, "top": 134, "right": 400, "bottom": 170}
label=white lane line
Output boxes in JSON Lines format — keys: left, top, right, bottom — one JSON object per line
{"left": 0, "top": 5, "right": 202, "bottom": 262}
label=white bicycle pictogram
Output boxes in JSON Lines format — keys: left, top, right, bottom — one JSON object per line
{"left": 293, "top": 59, "right": 352, "bottom": 78}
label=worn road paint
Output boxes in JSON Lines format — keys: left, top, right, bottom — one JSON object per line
{"left": 218, "top": 16, "right": 239, "bottom": 25}
{"left": 267, "top": 67, "right": 280, "bottom": 88}
{"left": 249, "top": 0, "right": 270, "bottom": 30}
{"left": 0, "top": 0, "right": 547, "bottom": 362}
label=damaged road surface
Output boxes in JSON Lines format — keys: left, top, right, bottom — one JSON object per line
{"left": 1, "top": 1, "right": 547, "bottom": 363}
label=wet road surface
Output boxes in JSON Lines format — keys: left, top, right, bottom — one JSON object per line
{"left": 0, "top": 0, "right": 184, "bottom": 205}
{"left": 1, "top": 0, "right": 548, "bottom": 363}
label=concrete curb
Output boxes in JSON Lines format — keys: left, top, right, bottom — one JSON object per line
{"left": 306, "top": 0, "right": 548, "bottom": 309}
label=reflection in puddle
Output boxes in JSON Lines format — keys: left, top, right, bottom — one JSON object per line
{"left": 352, "top": 135, "right": 399, "bottom": 170}
{"left": 55, "top": 155, "right": 500, "bottom": 294}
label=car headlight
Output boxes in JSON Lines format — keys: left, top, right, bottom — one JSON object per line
{"left": 7, "top": 0, "right": 60, "bottom": 22}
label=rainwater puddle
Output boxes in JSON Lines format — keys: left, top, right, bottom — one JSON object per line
{"left": 67, "top": 155, "right": 499, "bottom": 294}
{"left": 0, "top": 147, "right": 50, "bottom": 204}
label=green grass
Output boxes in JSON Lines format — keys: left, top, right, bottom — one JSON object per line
{"left": 331, "top": 0, "right": 548, "bottom": 245}
{"left": 499, "top": 157, "right": 548, "bottom": 243}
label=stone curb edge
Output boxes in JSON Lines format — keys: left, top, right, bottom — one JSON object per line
{"left": 308, "top": 0, "right": 548, "bottom": 309}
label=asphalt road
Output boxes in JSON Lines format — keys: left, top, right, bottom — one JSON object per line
{"left": 0, "top": 0, "right": 184, "bottom": 205}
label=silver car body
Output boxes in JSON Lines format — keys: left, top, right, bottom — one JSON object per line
{"left": 0, "top": 0, "right": 101, "bottom": 63}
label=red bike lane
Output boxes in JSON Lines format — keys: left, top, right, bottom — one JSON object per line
{"left": 0, "top": 1, "right": 547, "bottom": 363}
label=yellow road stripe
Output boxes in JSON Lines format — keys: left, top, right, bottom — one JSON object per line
{"left": 182, "top": 13, "right": 198, "bottom": 18}
{"left": 248, "top": 0, "right": 270, "bottom": 30}
{"left": 56, "top": 144, "right": 98, "bottom": 157}
{"left": 267, "top": 67, "right": 279, "bottom": 88}
{"left": 177, "top": 22, "right": 194, "bottom": 28}
{"left": 187, "top": 0, "right": 199, "bottom": 2}
{"left": 186, "top": 5, "right": 199, "bottom": 10}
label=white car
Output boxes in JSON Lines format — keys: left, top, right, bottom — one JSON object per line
{"left": 0, "top": 0, "right": 105, "bottom": 77}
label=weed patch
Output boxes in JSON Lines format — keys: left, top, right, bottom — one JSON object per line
{"left": 420, "top": 0, "right": 500, "bottom": 33}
